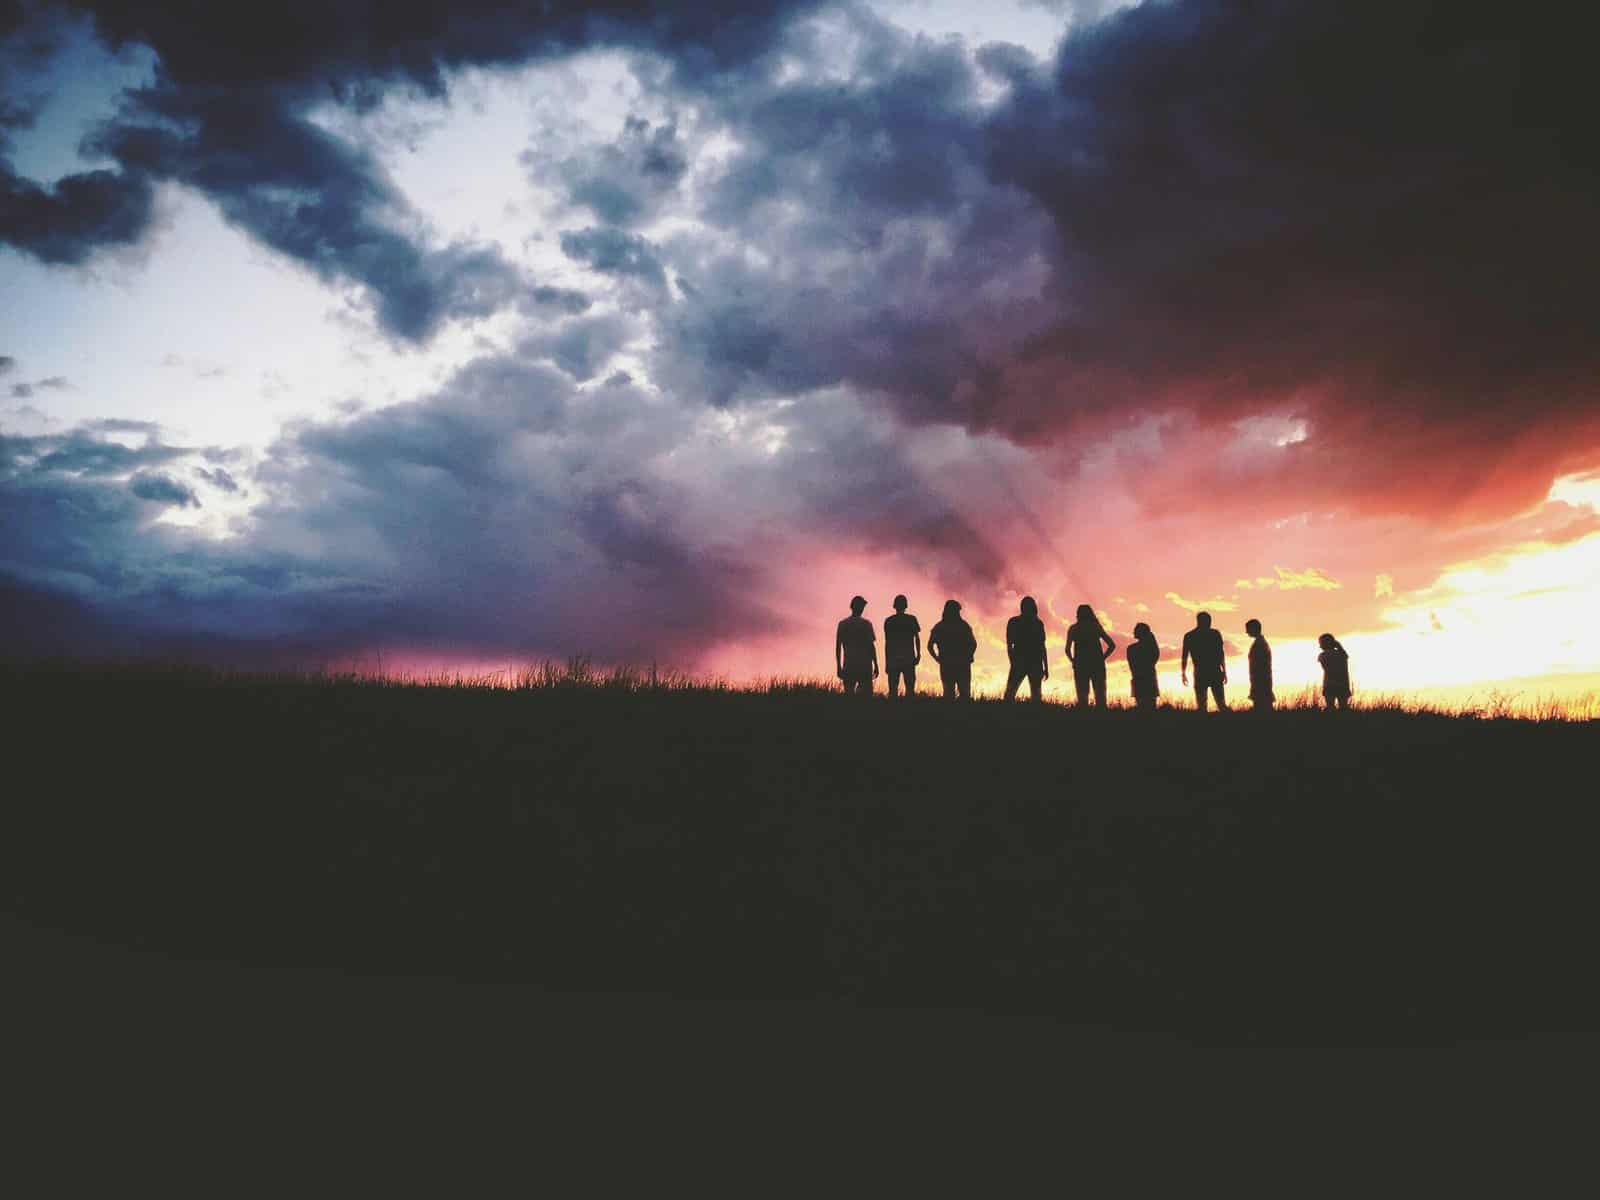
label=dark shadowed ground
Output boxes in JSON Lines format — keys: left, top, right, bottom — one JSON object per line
{"left": 5, "top": 663, "right": 1598, "bottom": 1183}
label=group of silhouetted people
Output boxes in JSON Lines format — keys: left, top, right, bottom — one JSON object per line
{"left": 836, "top": 596, "right": 1353, "bottom": 710}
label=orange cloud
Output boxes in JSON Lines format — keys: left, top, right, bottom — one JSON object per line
{"left": 1164, "top": 591, "right": 1238, "bottom": 614}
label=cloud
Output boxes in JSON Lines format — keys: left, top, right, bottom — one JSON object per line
{"left": 540, "top": 115, "right": 690, "bottom": 228}
{"left": 14, "top": 425, "right": 187, "bottom": 475}
{"left": 8, "top": 374, "right": 68, "bottom": 398}
{"left": 3, "top": 0, "right": 819, "bottom": 339}
{"left": 974, "top": 0, "right": 1600, "bottom": 518}
{"left": 129, "top": 470, "right": 199, "bottom": 507}
{"left": 6, "top": 0, "right": 1600, "bottom": 677}
{"left": 1375, "top": 574, "right": 1394, "bottom": 599}
{"left": 0, "top": 162, "right": 154, "bottom": 263}
{"left": 646, "top": 8, "right": 1058, "bottom": 410}
{"left": 0, "top": 356, "right": 15, "bottom": 375}
{"left": 560, "top": 226, "right": 668, "bottom": 292}
{"left": 1237, "top": 566, "right": 1342, "bottom": 592}
{"left": 519, "top": 313, "right": 638, "bottom": 382}
{"left": 0, "top": 340, "right": 1013, "bottom": 664}
{"left": 1164, "top": 592, "right": 1237, "bottom": 615}
{"left": 195, "top": 465, "right": 240, "bottom": 493}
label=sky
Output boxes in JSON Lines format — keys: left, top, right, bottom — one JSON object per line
{"left": 3, "top": 0, "right": 1599, "bottom": 704}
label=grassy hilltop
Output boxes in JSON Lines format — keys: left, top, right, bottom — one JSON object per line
{"left": 5, "top": 660, "right": 1598, "bottom": 1044}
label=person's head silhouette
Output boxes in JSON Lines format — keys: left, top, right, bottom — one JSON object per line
{"left": 1318, "top": 632, "right": 1339, "bottom": 651}
{"left": 942, "top": 599, "right": 962, "bottom": 620}
{"left": 1133, "top": 621, "right": 1154, "bottom": 643}
{"left": 850, "top": 595, "right": 867, "bottom": 615}
{"left": 893, "top": 594, "right": 908, "bottom": 612}
{"left": 1245, "top": 618, "right": 1262, "bottom": 637}
{"left": 1076, "top": 603, "right": 1096, "bottom": 624}
{"left": 1020, "top": 596, "right": 1038, "bottom": 618}
{"left": 1196, "top": 611, "right": 1212, "bottom": 629}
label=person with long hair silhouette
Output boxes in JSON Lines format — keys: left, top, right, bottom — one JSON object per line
{"left": 927, "top": 599, "right": 977, "bottom": 699}
{"left": 1004, "top": 596, "right": 1048, "bottom": 701}
{"left": 1318, "top": 633, "right": 1351, "bottom": 710}
{"left": 1246, "top": 618, "right": 1273, "bottom": 712}
{"left": 1065, "top": 603, "right": 1116, "bottom": 707}
{"left": 835, "top": 595, "right": 878, "bottom": 695}
{"left": 1127, "top": 622, "right": 1160, "bottom": 711}
{"left": 883, "top": 594, "right": 921, "bottom": 698}
{"left": 1181, "top": 611, "right": 1228, "bottom": 712}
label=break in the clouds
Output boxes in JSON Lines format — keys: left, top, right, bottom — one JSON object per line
{"left": 2, "top": 0, "right": 1599, "bottom": 690}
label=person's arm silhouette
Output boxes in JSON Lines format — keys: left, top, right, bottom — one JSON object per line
{"left": 913, "top": 624, "right": 922, "bottom": 666}
{"left": 835, "top": 623, "right": 846, "bottom": 680}
{"left": 1180, "top": 631, "right": 1191, "bottom": 687}
{"left": 1101, "top": 629, "right": 1116, "bottom": 659}
{"left": 928, "top": 627, "right": 942, "bottom": 664}
{"left": 1065, "top": 624, "right": 1077, "bottom": 667}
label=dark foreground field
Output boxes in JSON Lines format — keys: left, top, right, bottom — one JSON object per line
{"left": 6, "top": 663, "right": 1600, "bottom": 1179}
{"left": 8, "top": 661, "right": 1598, "bottom": 1037}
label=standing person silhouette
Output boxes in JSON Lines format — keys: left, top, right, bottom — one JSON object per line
{"left": 1181, "top": 611, "right": 1229, "bottom": 712}
{"left": 1004, "top": 596, "right": 1048, "bottom": 702}
{"left": 835, "top": 596, "right": 878, "bottom": 695}
{"left": 927, "top": 599, "right": 977, "bottom": 700}
{"left": 883, "top": 594, "right": 922, "bottom": 698}
{"left": 1127, "top": 622, "right": 1160, "bottom": 711}
{"left": 1318, "top": 633, "right": 1352, "bottom": 710}
{"left": 1246, "top": 619, "right": 1274, "bottom": 712}
{"left": 1065, "top": 604, "right": 1116, "bottom": 707}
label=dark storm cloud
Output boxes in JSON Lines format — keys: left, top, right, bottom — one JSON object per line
{"left": 1, "top": 12, "right": 155, "bottom": 261}
{"left": 0, "top": 161, "right": 154, "bottom": 263}
{"left": 542, "top": 115, "right": 690, "bottom": 227}
{"left": 87, "top": 89, "right": 527, "bottom": 340}
{"left": 0, "top": 0, "right": 819, "bottom": 339}
{"left": 0, "top": 355, "right": 15, "bottom": 374}
{"left": 11, "top": 424, "right": 186, "bottom": 475}
{"left": 970, "top": 0, "right": 1600, "bottom": 513}
{"left": 647, "top": 7, "right": 1057, "bottom": 410}
{"left": 0, "top": 424, "right": 390, "bottom": 652}
{"left": 240, "top": 356, "right": 779, "bottom": 659}
{"left": 0, "top": 342, "right": 1005, "bottom": 662}
{"left": 128, "top": 469, "right": 197, "bottom": 507}
{"left": 71, "top": 1, "right": 816, "bottom": 93}
{"left": 559, "top": 227, "right": 668, "bottom": 291}
{"left": 622, "top": 0, "right": 1600, "bottom": 521}
{"left": 519, "top": 312, "right": 638, "bottom": 382}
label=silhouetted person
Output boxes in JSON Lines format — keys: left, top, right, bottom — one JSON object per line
{"left": 1246, "top": 618, "right": 1273, "bottom": 712}
{"left": 1065, "top": 603, "right": 1116, "bottom": 707}
{"left": 1127, "top": 622, "right": 1160, "bottom": 711}
{"left": 1181, "top": 611, "right": 1228, "bottom": 712}
{"left": 1318, "top": 633, "right": 1351, "bottom": 711}
{"left": 927, "top": 599, "right": 976, "bottom": 700}
{"left": 883, "top": 594, "right": 922, "bottom": 698}
{"left": 835, "top": 595, "right": 878, "bottom": 695}
{"left": 1004, "top": 596, "right": 1048, "bottom": 701}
